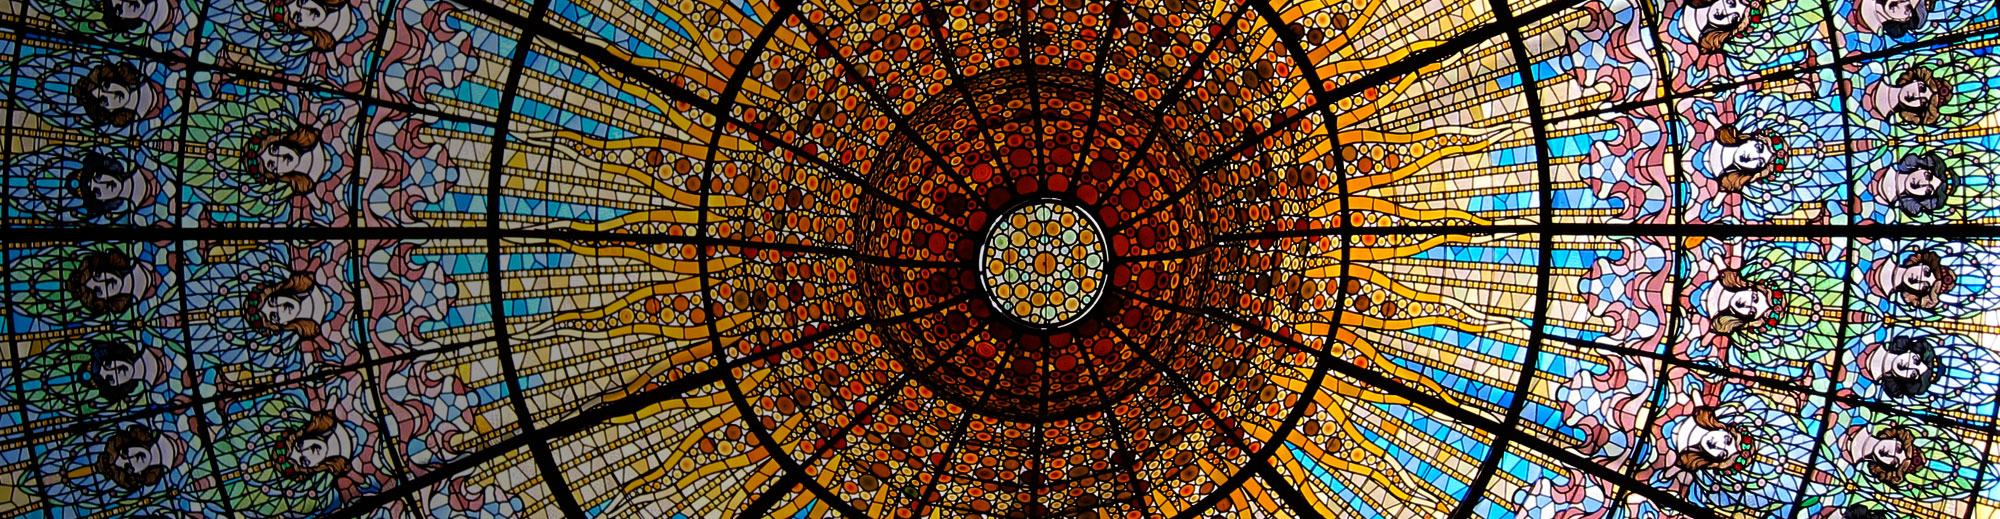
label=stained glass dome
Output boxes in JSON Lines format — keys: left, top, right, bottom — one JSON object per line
{"left": 4, "top": 0, "right": 2000, "bottom": 515}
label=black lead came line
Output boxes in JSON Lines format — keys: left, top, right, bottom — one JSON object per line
{"left": 1216, "top": 223, "right": 2000, "bottom": 240}
{"left": 0, "top": 227, "right": 960, "bottom": 268}
{"left": 1107, "top": 0, "right": 1592, "bottom": 237}
{"left": 324, "top": 291, "right": 970, "bottom": 519}
{"left": 34, "top": 0, "right": 1980, "bottom": 513}
{"left": 1105, "top": 285, "right": 1723, "bottom": 519}
{"left": 1448, "top": 0, "right": 1557, "bottom": 516}
{"left": 1202, "top": 307, "right": 1730, "bottom": 519}
{"left": 463, "top": 0, "right": 589, "bottom": 513}
{"left": 10, "top": 222, "right": 1997, "bottom": 245}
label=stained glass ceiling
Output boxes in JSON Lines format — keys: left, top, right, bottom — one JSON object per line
{"left": 3, "top": 0, "right": 2000, "bottom": 516}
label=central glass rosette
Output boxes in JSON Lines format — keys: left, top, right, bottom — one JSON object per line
{"left": 978, "top": 200, "right": 1108, "bottom": 327}
{"left": 852, "top": 67, "right": 1215, "bottom": 421}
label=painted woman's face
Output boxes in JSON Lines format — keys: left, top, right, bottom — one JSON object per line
{"left": 91, "top": 82, "right": 140, "bottom": 113}
{"left": 259, "top": 292, "right": 316, "bottom": 324}
{"left": 1695, "top": 426, "right": 1740, "bottom": 459}
{"left": 96, "top": 358, "right": 137, "bottom": 386}
{"left": 286, "top": 423, "right": 351, "bottom": 470}
{"left": 1899, "top": 81, "right": 1936, "bottom": 110}
{"left": 285, "top": 0, "right": 337, "bottom": 31}
{"left": 1879, "top": 0, "right": 1922, "bottom": 22}
{"left": 83, "top": 270, "right": 138, "bottom": 301}
{"left": 86, "top": 174, "right": 123, "bottom": 202}
{"left": 1868, "top": 434, "right": 1909, "bottom": 467}
{"left": 1723, "top": 286, "right": 1772, "bottom": 318}
{"left": 111, "top": 438, "right": 168, "bottom": 475}
{"left": 1722, "top": 138, "right": 1774, "bottom": 174}
{"left": 85, "top": 171, "right": 135, "bottom": 205}
{"left": 1882, "top": 348, "right": 1930, "bottom": 379}
{"left": 289, "top": 435, "right": 333, "bottom": 468}
{"left": 1699, "top": 0, "right": 1752, "bottom": 31}
{"left": 1899, "top": 264, "right": 1937, "bottom": 293}
{"left": 258, "top": 145, "right": 307, "bottom": 176}
{"left": 1901, "top": 166, "right": 1940, "bottom": 198}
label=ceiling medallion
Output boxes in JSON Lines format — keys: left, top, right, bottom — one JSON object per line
{"left": 978, "top": 199, "right": 1109, "bottom": 329}
{"left": 853, "top": 66, "right": 1220, "bottom": 422}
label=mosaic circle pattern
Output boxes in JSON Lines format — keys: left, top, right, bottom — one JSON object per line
{"left": 978, "top": 201, "right": 1108, "bottom": 327}
{"left": 11, "top": 0, "right": 2000, "bottom": 514}
{"left": 853, "top": 67, "right": 1216, "bottom": 423}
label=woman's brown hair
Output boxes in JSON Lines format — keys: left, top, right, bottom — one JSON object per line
{"left": 274, "top": 0, "right": 351, "bottom": 51}
{"left": 1713, "top": 125, "right": 1779, "bottom": 192}
{"left": 1676, "top": 406, "right": 1753, "bottom": 471}
{"left": 248, "top": 126, "right": 320, "bottom": 196}
{"left": 1686, "top": 0, "right": 1763, "bottom": 53}
{"left": 1710, "top": 269, "right": 1774, "bottom": 335}
{"left": 95, "top": 425, "right": 167, "bottom": 490}
{"left": 1862, "top": 427, "right": 1926, "bottom": 484}
{"left": 92, "top": 0, "right": 148, "bottom": 33}
{"left": 75, "top": 63, "right": 144, "bottom": 127}
{"left": 1897, "top": 251, "right": 1955, "bottom": 309}
{"left": 253, "top": 272, "right": 323, "bottom": 338}
{"left": 68, "top": 250, "right": 138, "bottom": 315}
{"left": 283, "top": 413, "right": 351, "bottom": 478}
{"left": 1890, "top": 68, "right": 1950, "bottom": 126}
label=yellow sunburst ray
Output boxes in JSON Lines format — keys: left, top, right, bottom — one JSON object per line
{"left": 1339, "top": 128, "right": 1431, "bottom": 143}
{"left": 524, "top": 278, "right": 705, "bottom": 335}
{"left": 543, "top": 129, "right": 757, "bottom": 161}
{"left": 862, "top": 476, "right": 896, "bottom": 518}
{"left": 541, "top": 239, "right": 742, "bottom": 274}
{"left": 585, "top": 0, "right": 767, "bottom": 66}
{"left": 1295, "top": 133, "right": 1339, "bottom": 163}
{"left": 1341, "top": 328, "right": 1458, "bottom": 404}
{"left": 1328, "top": 63, "right": 1439, "bottom": 128}
{"left": 593, "top": 339, "right": 738, "bottom": 412}
{"left": 1310, "top": 39, "right": 1439, "bottom": 78}
{"left": 1307, "top": 195, "right": 1500, "bottom": 224}
{"left": 732, "top": 70, "right": 784, "bottom": 105}
{"left": 1279, "top": 427, "right": 1443, "bottom": 512}
{"left": 1341, "top": 139, "right": 1488, "bottom": 194}
{"left": 1284, "top": 79, "right": 1316, "bottom": 109}
{"left": 818, "top": 0, "right": 860, "bottom": 17}
{"left": 609, "top": 369, "right": 774, "bottom": 500}
{"left": 815, "top": 454, "right": 849, "bottom": 500}
{"left": 620, "top": 407, "right": 742, "bottom": 492}
{"left": 547, "top": 209, "right": 717, "bottom": 233}
{"left": 1281, "top": 0, "right": 1392, "bottom": 49}
{"left": 525, "top": 131, "right": 749, "bottom": 209}
{"left": 1347, "top": 231, "right": 1527, "bottom": 263}
{"left": 561, "top": 56, "right": 716, "bottom": 140}
{"left": 1340, "top": 123, "right": 1530, "bottom": 149}
{"left": 769, "top": 482, "right": 822, "bottom": 519}
{"left": 612, "top": 388, "right": 733, "bottom": 426}
{"left": 570, "top": 7, "right": 770, "bottom": 98}
{"left": 551, "top": 312, "right": 753, "bottom": 341}
{"left": 1325, "top": 313, "right": 1505, "bottom": 335}
{"left": 1237, "top": 474, "right": 1283, "bottom": 517}
{"left": 625, "top": 458, "right": 764, "bottom": 516}
{"left": 1270, "top": 367, "right": 1410, "bottom": 419}
{"left": 1341, "top": 234, "right": 1462, "bottom": 262}
{"left": 1345, "top": 264, "right": 1458, "bottom": 306}
{"left": 1269, "top": 330, "right": 1454, "bottom": 408}
{"left": 1268, "top": 369, "right": 1435, "bottom": 508}
{"left": 677, "top": 438, "right": 774, "bottom": 488}
{"left": 587, "top": 12, "right": 711, "bottom": 65}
